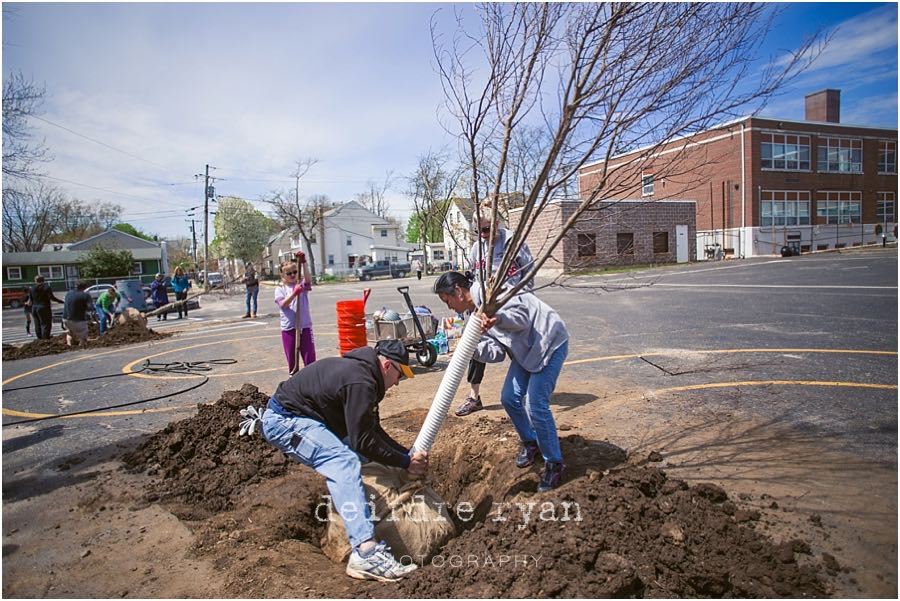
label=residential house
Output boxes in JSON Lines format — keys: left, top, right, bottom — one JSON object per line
{"left": 443, "top": 197, "right": 477, "bottom": 269}
{"left": 262, "top": 229, "right": 294, "bottom": 278}
{"left": 270, "top": 201, "right": 413, "bottom": 278}
{"left": 2, "top": 229, "right": 169, "bottom": 292}
{"left": 578, "top": 89, "right": 898, "bottom": 258}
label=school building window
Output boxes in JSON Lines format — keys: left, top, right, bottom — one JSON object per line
{"left": 380, "top": 229, "right": 388, "bottom": 237}
{"left": 816, "top": 137, "right": 862, "bottom": 173}
{"left": 577, "top": 233, "right": 596, "bottom": 257}
{"left": 641, "top": 174, "right": 654, "bottom": 196}
{"left": 653, "top": 232, "right": 669, "bottom": 254}
{"left": 616, "top": 233, "right": 634, "bottom": 255}
{"left": 328, "top": 254, "right": 335, "bottom": 266}
{"left": 38, "top": 265, "right": 64, "bottom": 280}
{"left": 6, "top": 266, "right": 22, "bottom": 280}
{"left": 878, "top": 140, "right": 897, "bottom": 174}
{"left": 816, "top": 191, "right": 861, "bottom": 225}
{"left": 877, "top": 192, "right": 896, "bottom": 224}
{"left": 760, "top": 190, "right": 811, "bottom": 226}
{"left": 346, "top": 236, "right": 352, "bottom": 246}
{"left": 760, "top": 133, "right": 811, "bottom": 170}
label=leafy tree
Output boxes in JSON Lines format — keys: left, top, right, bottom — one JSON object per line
{"left": 78, "top": 246, "right": 135, "bottom": 279}
{"left": 112, "top": 222, "right": 155, "bottom": 241}
{"left": 405, "top": 211, "right": 444, "bottom": 245}
{"left": 213, "top": 196, "right": 270, "bottom": 263}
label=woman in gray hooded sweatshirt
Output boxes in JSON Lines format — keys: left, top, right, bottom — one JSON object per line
{"left": 433, "top": 271, "right": 568, "bottom": 491}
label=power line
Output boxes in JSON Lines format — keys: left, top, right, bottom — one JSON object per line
{"left": 38, "top": 174, "right": 188, "bottom": 209}
{"left": 31, "top": 114, "right": 185, "bottom": 174}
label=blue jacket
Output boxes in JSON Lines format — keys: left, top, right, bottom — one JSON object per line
{"left": 171, "top": 275, "right": 191, "bottom": 294}
{"left": 150, "top": 279, "right": 169, "bottom": 305}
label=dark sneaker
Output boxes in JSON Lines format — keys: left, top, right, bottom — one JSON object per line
{"left": 516, "top": 441, "right": 540, "bottom": 468}
{"left": 242, "top": 313, "right": 251, "bottom": 319}
{"left": 455, "top": 395, "right": 483, "bottom": 417}
{"left": 537, "top": 461, "right": 566, "bottom": 492}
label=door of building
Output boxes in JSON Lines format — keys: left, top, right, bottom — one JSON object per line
{"left": 676, "top": 225, "right": 689, "bottom": 263}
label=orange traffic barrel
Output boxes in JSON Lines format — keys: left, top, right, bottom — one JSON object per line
{"left": 336, "top": 299, "right": 367, "bottom": 355}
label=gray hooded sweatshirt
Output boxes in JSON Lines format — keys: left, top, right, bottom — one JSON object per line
{"left": 471, "top": 285, "right": 568, "bottom": 373}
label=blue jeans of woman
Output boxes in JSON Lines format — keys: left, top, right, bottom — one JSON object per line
{"left": 261, "top": 398, "right": 373, "bottom": 548}
{"left": 500, "top": 340, "right": 568, "bottom": 463}
{"left": 246, "top": 285, "right": 259, "bottom": 315}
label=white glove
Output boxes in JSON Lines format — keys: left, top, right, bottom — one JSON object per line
{"left": 239, "top": 405, "right": 264, "bottom": 436}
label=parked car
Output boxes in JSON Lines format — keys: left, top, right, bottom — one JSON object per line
{"left": 205, "top": 272, "right": 224, "bottom": 287}
{"left": 3, "top": 287, "right": 30, "bottom": 309}
{"left": 356, "top": 260, "right": 411, "bottom": 281}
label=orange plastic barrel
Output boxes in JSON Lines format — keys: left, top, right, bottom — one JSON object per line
{"left": 336, "top": 299, "right": 367, "bottom": 355}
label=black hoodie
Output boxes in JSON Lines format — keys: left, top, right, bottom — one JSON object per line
{"left": 272, "top": 346, "right": 411, "bottom": 469}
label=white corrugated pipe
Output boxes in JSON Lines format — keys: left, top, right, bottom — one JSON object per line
{"left": 411, "top": 311, "right": 483, "bottom": 453}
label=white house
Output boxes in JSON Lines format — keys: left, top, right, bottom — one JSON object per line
{"left": 273, "top": 201, "right": 413, "bottom": 277}
{"left": 443, "top": 197, "right": 478, "bottom": 269}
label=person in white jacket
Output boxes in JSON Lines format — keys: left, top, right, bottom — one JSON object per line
{"left": 433, "top": 271, "right": 568, "bottom": 492}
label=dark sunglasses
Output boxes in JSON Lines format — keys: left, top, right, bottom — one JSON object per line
{"left": 283, "top": 270, "right": 298, "bottom": 276}
{"left": 480, "top": 226, "right": 491, "bottom": 234}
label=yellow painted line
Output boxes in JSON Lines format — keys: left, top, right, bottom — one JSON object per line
{"left": 3, "top": 406, "right": 182, "bottom": 420}
{"left": 564, "top": 348, "right": 896, "bottom": 366}
{"left": 659, "top": 380, "right": 897, "bottom": 394}
{"left": 1, "top": 329, "right": 283, "bottom": 386}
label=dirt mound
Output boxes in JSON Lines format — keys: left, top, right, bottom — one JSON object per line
{"left": 2, "top": 320, "right": 171, "bottom": 361}
{"left": 120, "top": 387, "right": 830, "bottom": 598}
{"left": 122, "top": 384, "right": 298, "bottom": 519}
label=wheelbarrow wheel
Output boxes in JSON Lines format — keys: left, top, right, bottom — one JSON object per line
{"left": 416, "top": 343, "right": 437, "bottom": 367}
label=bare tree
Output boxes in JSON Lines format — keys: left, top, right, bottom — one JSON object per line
{"left": 406, "top": 150, "right": 461, "bottom": 271}
{"left": 2, "top": 181, "right": 65, "bottom": 251}
{"left": 2, "top": 71, "right": 51, "bottom": 180}
{"left": 433, "top": 3, "right": 821, "bottom": 315}
{"left": 48, "top": 199, "right": 123, "bottom": 243}
{"left": 354, "top": 170, "right": 395, "bottom": 218}
{"left": 261, "top": 158, "right": 326, "bottom": 278}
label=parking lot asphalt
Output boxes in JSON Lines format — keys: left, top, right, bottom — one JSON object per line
{"left": 3, "top": 249, "right": 897, "bottom": 481}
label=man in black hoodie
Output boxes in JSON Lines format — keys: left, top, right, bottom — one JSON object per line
{"left": 260, "top": 339, "right": 427, "bottom": 582}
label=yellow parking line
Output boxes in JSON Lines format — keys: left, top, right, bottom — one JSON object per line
{"left": 659, "top": 380, "right": 897, "bottom": 394}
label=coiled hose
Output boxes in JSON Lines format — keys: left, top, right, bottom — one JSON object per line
{"left": 411, "top": 311, "right": 483, "bottom": 453}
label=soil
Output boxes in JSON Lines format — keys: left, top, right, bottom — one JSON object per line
{"left": 2, "top": 320, "right": 171, "bottom": 361}
{"left": 105, "top": 385, "right": 832, "bottom": 598}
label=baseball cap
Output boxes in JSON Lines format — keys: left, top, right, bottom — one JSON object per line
{"left": 374, "top": 339, "right": 415, "bottom": 379}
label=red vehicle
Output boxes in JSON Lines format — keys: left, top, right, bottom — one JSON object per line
{"left": 3, "top": 287, "right": 30, "bottom": 309}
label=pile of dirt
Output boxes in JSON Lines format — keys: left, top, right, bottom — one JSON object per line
{"left": 120, "top": 386, "right": 831, "bottom": 598}
{"left": 2, "top": 320, "right": 171, "bottom": 361}
{"left": 122, "top": 384, "right": 299, "bottom": 518}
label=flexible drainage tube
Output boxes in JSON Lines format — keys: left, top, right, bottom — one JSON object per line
{"left": 411, "top": 311, "right": 484, "bottom": 453}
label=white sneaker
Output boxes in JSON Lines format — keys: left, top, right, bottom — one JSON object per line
{"left": 345, "top": 542, "right": 417, "bottom": 582}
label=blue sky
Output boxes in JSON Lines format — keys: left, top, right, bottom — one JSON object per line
{"left": 2, "top": 2, "right": 897, "bottom": 241}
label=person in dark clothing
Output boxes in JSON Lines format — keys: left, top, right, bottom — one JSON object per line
{"left": 259, "top": 340, "right": 425, "bottom": 582}
{"left": 242, "top": 262, "right": 259, "bottom": 318}
{"left": 150, "top": 273, "right": 169, "bottom": 320}
{"left": 62, "top": 282, "right": 94, "bottom": 346}
{"left": 29, "top": 275, "right": 64, "bottom": 339}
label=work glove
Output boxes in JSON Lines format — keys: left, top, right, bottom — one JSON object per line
{"left": 295, "top": 251, "right": 306, "bottom": 264}
{"left": 239, "top": 405, "right": 264, "bottom": 437}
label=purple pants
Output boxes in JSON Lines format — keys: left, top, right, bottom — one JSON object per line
{"left": 281, "top": 327, "right": 316, "bottom": 373}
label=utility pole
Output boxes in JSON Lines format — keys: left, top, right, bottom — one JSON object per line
{"left": 185, "top": 218, "right": 197, "bottom": 263}
{"left": 203, "top": 164, "right": 210, "bottom": 292}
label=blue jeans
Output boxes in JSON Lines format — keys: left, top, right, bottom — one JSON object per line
{"left": 246, "top": 286, "right": 259, "bottom": 315}
{"left": 500, "top": 340, "right": 568, "bottom": 463}
{"left": 261, "top": 398, "right": 373, "bottom": 548}
{"left": 98, "top": 309, "right": 112, "bottom": 335}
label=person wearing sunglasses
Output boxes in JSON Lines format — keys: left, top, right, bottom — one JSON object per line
{"left": 455, "top": 203, "right": 535, "bottom": 418}
{"left": 274, "top": 254, "right": 317, "bottom": 373}
{"left": 259, "top": 339, "right": 427, "bottom": 581}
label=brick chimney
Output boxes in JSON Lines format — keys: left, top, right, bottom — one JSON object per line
{"left": 805, "top": 89, "right": 840, "bottom": 123}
